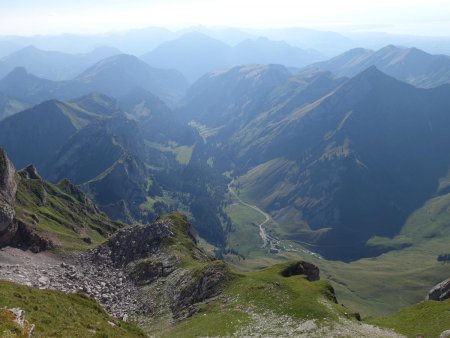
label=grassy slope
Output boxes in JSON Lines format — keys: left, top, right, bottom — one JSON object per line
{"left": 15, "top": 175, "right": 122, "bottom": 250}
{"left": 132, "top": 213, "right": 365, "bottom": 337}
{"left": 224, "top": 176, "right": 450, "bottom": 317}
{"left": 0, "top": 281, "right": 145, "bottom": 338}
{"left": 224, "top": 202, "right": 266, "bottom": 258}
{"left": 369, "top": 299, "right": 450, "bottom": 338}
{"left": 162, "top": 261, "right": 348, "bottom": 337}
{"left": 146, "top": 141, "right": 195, "bottom": 165}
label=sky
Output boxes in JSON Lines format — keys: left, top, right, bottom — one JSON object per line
{"left": 1, "top": 0, "right": 450, "bottom": 36}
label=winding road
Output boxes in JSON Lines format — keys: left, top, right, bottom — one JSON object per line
{"left": 228, "top": 183, "right": 272, "bottom": 246}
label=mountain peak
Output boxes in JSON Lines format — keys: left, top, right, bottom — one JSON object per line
{"left": 6, "top": 66, "right": 28, "bottom": 78}
{"left": 351, "top": 65, "right": 395, "bottom": 83}
{"left": 16, "top": 45, "right": 40, "bottom": 54}
{"left": 379, "top": 44, "right": 402, "bottom": 52}
{"left": 341, "top": 66, "right": 410, "bottom": 97}
{"left": 178, "top": 31, "right": 223, "bottom": 42}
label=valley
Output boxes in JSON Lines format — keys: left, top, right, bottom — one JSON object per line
{"left": 2, "top": 18, "right": 450, "bottom": 337}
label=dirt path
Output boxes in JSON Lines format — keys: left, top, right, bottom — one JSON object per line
{"left": 228, "top": 183, "right": 278, "bottom": 250}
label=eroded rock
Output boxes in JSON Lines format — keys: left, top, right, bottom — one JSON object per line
{"left": 0, "top": 148, "right": 17, "bottom": 234}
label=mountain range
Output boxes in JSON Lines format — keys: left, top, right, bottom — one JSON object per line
{"left": 0, "top": 54, "right": 188, "bottom": 108}
{"left": 142, "top": 32, "right": 322, "bottom": 82}
{"left": 306, "top": 45, "right": 450, "bottom": 88}
{"left": 179, "top": 64, "right": 450, "bottom": 260}
{"left": 3, "top": 30, "right": 450, "bottom": 336}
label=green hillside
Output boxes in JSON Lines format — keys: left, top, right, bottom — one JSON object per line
{"left": 224, "top": 182, "right": 450, "bottom": 317}
{"left": 15, "top": 166, "right": 122, "bottom": 250}
{"left": 0, "top": 281, "right": 145, "bottom": 338}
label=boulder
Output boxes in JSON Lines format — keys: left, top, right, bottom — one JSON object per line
{"left": 440, "top": 330, "right": 450, "bottom": 338}
{"left": 281, "top": 261, "right": 320, "bottom": 281}
{"left": 427, "top": 278, "right": 450, "bottom": 301}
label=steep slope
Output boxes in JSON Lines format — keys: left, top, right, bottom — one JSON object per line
{"left": 230, "top": 67, "right": 450, "bottom": 260}
{"left": 0, "top": 148, "right": 121, "bottom": 251}
{"left": 119, "top": 86, "right": 171, "bottom": 120}
{"left": 307, "top": 45, "right": 450, "bottom": 88}
{"left": 82, "top": 153, "right": 149, "bottom": 222}
{"left": 0, "top": 91, "right": 28, "bottom": 121}
{"left": 0, "top": 45, "right": 121, "bottom": 80}
{"left": 0, "top": 281, "right": 145, "bottom": 337}
{"left": 47, "top": 113, "right": 144, "bottom": 185}
{"left": 179, "top": 66, "right": 346, "bottom": 171}
{"left": 178, "top": 64, "right": 291, "bottom": 129}
{"left": 71, "top": 91, "right": 120, "bottom": 116}
{"left": 0, "top": 149, "right": 17, "bottom": 237}
{"left": 0, "top": 98, "right": 112, "bottom": 170}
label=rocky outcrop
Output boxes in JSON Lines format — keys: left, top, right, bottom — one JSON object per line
{"left": 166, "top": 261, "right": 230, "bottom": 319}
{"left": 427, "top": 278, "right": 450, "bottom": 301}
{"left": 128, "top": 254, "right": 178, "bottom": 286}
{"left": 281, "top": 261, "right": 320, "bottom": 281}
{"left": 0, "top": 307, "right": 34, "bottom": 337}
{"left": 89, "top": 214, "right": 230, "bottom": 320}
{"left": 92, "top": 220, "right": 174, "bottom": 267}
{"left": 19, "top": 164, "right": 41, "bottom": 180}
{"left": 7, "top": 219, "right": 53, "bottom": 252}
{"left": 0, "top": 148, "right": 17, "bottom": 234}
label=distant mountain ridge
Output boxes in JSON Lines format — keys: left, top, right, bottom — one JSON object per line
{"left": 0, "top": 54, "right": 188, "bottom": 106}
{"left": 73, "top": 54, "right": 188, "bottom": 104}
{"left": 306, "top": 45, "right": 450, "bottom": 88}
{"left": 0, "top": 45, "right": 122, "bottom": 80}
{"left": 142, "top": 32, "right": 322, "bottom": 82}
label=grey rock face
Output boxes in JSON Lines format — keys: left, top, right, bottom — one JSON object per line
{"left": 128, "top": 254, "right": 178, "bottom": 286}
{"left": 0, "top": 148, "right": 17, "bottom": 234}
{"left": 166, "top": 262, "right": 230, "bottom": 319}
{"left": 427, "top": 278, "right": 450, "bottom": 301}
{"left": 92, "top": 220, "right": 173, "bottom": 267}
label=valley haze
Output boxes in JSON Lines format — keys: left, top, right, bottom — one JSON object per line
{"left": 1, "top": 0, "right": 450, "bottom": 337}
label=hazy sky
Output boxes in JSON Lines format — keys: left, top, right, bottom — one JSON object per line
{"left": 1, "top": 0, "right": 450, "bottom": 36}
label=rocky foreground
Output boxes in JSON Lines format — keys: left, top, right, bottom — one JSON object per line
{"left": 0, "top": 216, "right": 228, "bottom": 325}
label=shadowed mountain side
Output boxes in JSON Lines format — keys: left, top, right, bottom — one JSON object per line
{"left": 231, "top": 67, "right": 450, "bottom": 260}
